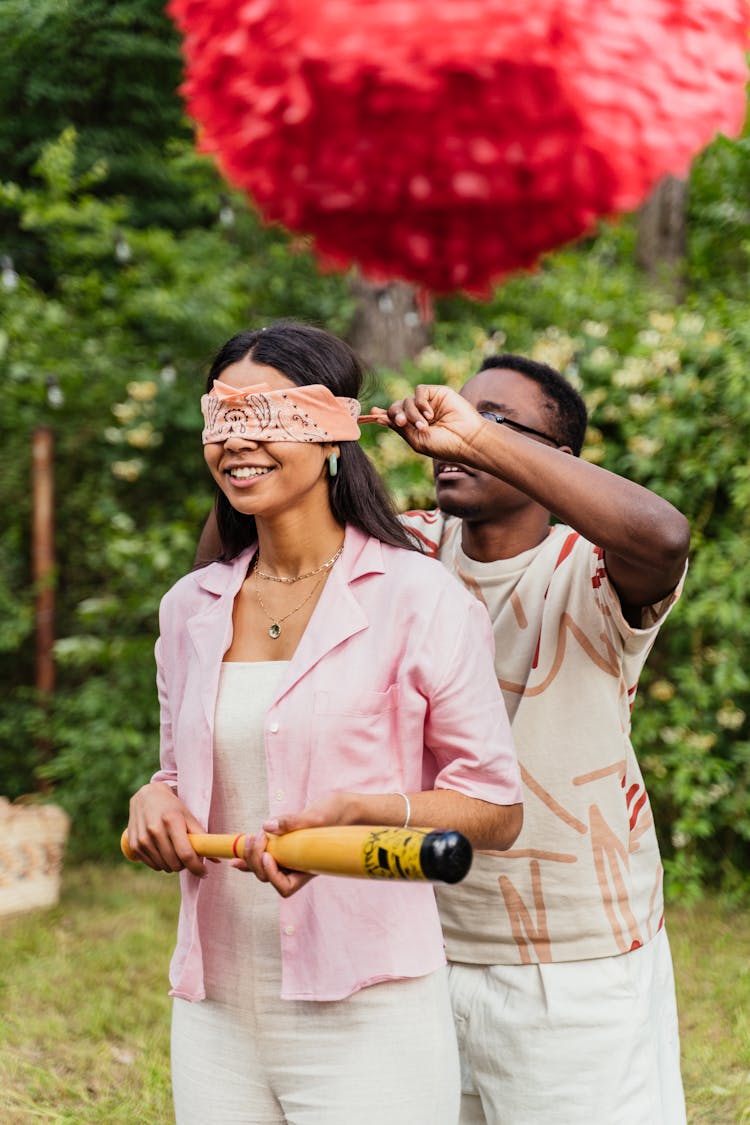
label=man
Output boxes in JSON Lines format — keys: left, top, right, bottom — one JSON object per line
{"left": 378, "top": 354, "right": 690, "bottom": 1125}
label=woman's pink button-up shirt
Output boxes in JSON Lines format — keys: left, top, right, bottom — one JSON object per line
{"left": 152, "top": 525, "right": 521, "bottom": 1001}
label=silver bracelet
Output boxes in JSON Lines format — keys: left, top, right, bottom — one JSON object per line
{"left": 395, "top": 791, "right": 411, "bottom": 829}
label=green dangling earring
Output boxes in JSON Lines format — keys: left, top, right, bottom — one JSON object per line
{"left": 328, "top": 451, "right": 338, "bottom": 478}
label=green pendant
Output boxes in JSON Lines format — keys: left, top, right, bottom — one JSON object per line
{"left": 269, "top": 623, "right": 281, "bottom": 639}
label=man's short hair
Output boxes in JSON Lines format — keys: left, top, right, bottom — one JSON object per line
{"left": 478, "top": 353, "right": 588, "bottom": 456}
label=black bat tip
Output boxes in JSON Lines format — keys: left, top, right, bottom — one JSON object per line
{"left": 420, "top": 830, "right": 473, "bottom": 884}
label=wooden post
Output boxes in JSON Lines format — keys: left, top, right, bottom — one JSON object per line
{"left": 32, "top": 426, "right": 55, "bottom": 701}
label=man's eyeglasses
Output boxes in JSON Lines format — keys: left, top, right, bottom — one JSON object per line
{"left": 478, "top": 410, "right": 561, "bottom": 448}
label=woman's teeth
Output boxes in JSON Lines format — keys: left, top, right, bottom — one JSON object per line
{"left": 229, "top": 466, "right": 271, "bottom": 479}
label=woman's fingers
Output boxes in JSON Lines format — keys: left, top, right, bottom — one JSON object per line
{"left": 128, "top": 784, "right": 207, "bottom": 876}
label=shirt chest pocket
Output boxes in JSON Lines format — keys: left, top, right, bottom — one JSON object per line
{"left": 309, "top": 683, "right": 403, "bottom": 796}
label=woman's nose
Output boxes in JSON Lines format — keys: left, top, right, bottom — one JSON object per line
{"left": 223, "top": 433, "right": 260, "bottom": 451}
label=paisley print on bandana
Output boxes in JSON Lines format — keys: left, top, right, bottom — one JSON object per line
{"left": 201, "top": 381, "right": 362, "bottom": 444}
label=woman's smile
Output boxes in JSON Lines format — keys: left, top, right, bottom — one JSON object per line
{"left": 223, "top": 462, "right": 277, "bottom": 487}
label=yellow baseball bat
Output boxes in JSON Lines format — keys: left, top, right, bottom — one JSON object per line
{"left": 121, "top": 824, "right": 472, "bottom": 884}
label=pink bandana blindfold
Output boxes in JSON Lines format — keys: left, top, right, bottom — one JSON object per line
{"left": 201, "top": 380, "right": 380, "bottom": 445}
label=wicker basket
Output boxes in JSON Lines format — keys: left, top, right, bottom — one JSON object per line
{"left": 0, "top": 797, "right": 71, "bottom": 918}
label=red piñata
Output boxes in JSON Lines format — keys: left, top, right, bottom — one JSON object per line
{"left": 167, "top": 0, "right": 750, "bottom": 293}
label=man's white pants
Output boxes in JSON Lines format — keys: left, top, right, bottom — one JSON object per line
{"left": 449, "top": 928, "right": 686, "bottom": 1125}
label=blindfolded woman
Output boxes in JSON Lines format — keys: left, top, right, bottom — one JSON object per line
{"left": 126, "top": 321, "right": 522, "bottom": 1125}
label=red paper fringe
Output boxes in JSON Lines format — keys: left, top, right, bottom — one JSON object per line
{"left": 168, "top": 0, "right": 750, "bottom": 294}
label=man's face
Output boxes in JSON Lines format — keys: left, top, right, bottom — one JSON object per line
{"left": 434, "top": 368, "right": 561, "bottom": 521}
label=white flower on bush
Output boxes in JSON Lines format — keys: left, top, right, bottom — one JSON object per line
{"left": 612, "top": 357, "right": 651, "bottom": 389}
{"left": 127, "top": 379, "right": 158, "bottom": 401}
{"left": 717, "top": 703, "right": 745, "bottom": 731}
{"left": 677, "top": 313, "right": 705, "bottom": 336}
{"left": 581, "top": 320, "right": 608, "bottom": 339}
{"left": 692, "top": 783, "right": 731, "bottom": 809}
{"left": 126, "top": 422, "right": 158, "bottom": 449}
{"left": 685, "top": 732, "right": 718, "bottom": 752}
{"left": 564, "top": 365, "right": 584, "bottom": 390}
{"left": 415, "top": 346, "right": 448, "bottom": 372}
{"left": 650, "top": 679, "right": 676, "bottom": 702}
{"left": 628, "top": 435, "right": 662, "bottom": 458}
{"left": 585, "top": 345, "right": 616, "bottom": 373}
{"left": 110, "top": 513, "right": 135, "bottom": 532}
{"left": 584, "top": 387, "right": 607, "bottom": 411}
{"left": 112, "top": 401, "right": 138, "bottom": 424}
{"left": 582, "top": 444, "right": 605, "bottom": 464}
{"left": 648, "top": 311, "right": 675, "bottom": 333}
{"left": 651, "top": 349, "right": 680, "bottom": 373}
{"left": 530, "top": 329, "right": 577, "bottom": 371}
{"left": 111, "top": 458, "right": 143, "bottom": 482}
{"left": 629, "top": 394, "right": 655, "bottom": 418}
{"left": 443, "top": 357, "right": 475, "bottom": 386}
{"left": 374, "top": 430, "right": 411, "bottom": 469}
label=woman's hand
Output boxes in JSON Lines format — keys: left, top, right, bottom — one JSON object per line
{"left": 127, "top": 782, "right": 207, "bottom": 877}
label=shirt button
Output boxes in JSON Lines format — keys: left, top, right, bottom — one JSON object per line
{"left": 268, "top": 721, "right": 280, "bottom": 733}
{"left": 284, "top": 925, "right": 295, "bottom": 936}
{"left": 275, "top": 790, "right": 284, "bottom": 801}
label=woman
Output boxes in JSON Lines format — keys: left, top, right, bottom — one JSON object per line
{"left": 127, "top": 322, "right": 522, "bottom": 1125}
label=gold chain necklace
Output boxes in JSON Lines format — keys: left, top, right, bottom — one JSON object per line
{"left": 255, "top": 541, "right": 345, "bottom": 584}
{"left": 253, "top": 569, "right": 325, "bottom": 639}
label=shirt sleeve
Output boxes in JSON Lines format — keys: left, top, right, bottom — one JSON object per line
{"left": 149, "top": 634, "right": 178, "bottom": 790}
{"left": 421, "top": 593, "right": 522, "bottom": 806}
{"left": 590, "top": 542, "right": 688, "bottom": 650}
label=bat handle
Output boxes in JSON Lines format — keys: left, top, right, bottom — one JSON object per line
{"left": 120, "top": 830, "right": 249, "bottom": 862}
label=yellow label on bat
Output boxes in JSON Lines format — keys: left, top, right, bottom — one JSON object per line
{"left": 360, "top": 827, "right": 429, "bottom": 880}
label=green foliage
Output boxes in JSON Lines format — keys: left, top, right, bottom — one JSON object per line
{"left": 0, "top": 0, "right": 193, "bottom": 227}
{"left": 2, "top": 1, "right": 749, "bottom": 896}
{"left": 688, "top": 125, "right": 750, "bottom": 297}
{"left": 0, "top": 128, "right": 350, "bottom": 857}
{"left": 4, "top": 123, "right": 750, "bottom": 892}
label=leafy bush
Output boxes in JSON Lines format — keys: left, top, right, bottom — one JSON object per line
{"left": 0, "top": 129, "right": 351, "bottom": 857}
{"left": 3, "top": 107, "right": 750, "bottom": 898}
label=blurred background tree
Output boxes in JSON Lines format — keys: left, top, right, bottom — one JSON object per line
{"left": 0, "top": 1, "right": 748, "bottom": 898}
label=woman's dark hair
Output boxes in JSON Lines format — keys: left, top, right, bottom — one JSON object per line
{"left": 205, "top": 322, "right": 417, "bottom": 559}
{"left": 478, "top": 353, "right": 588, "bottom": 456}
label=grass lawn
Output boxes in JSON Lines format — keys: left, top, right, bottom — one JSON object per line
{"left": 1, "top": 863, "right": 748, "bottom": 1123}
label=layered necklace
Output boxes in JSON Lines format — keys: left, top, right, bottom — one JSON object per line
{"left": 253, "top": 542, "right": 344, "bottom": 639}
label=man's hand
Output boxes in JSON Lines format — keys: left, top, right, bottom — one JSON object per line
{"left": 232, "top": 793, "right": 357, "bottom": 899}
{"left": 370, "top": 385, "right": 487, "bottom": 464}
{"left": 233, "top": 830, "right": 315, "bottom": 899}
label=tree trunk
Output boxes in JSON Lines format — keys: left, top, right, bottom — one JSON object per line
{"left": 346, "top": 276, "right": 432, "bottom": 370}
{"left": 635, "top": 175, "right": 688, "bottom": 301}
